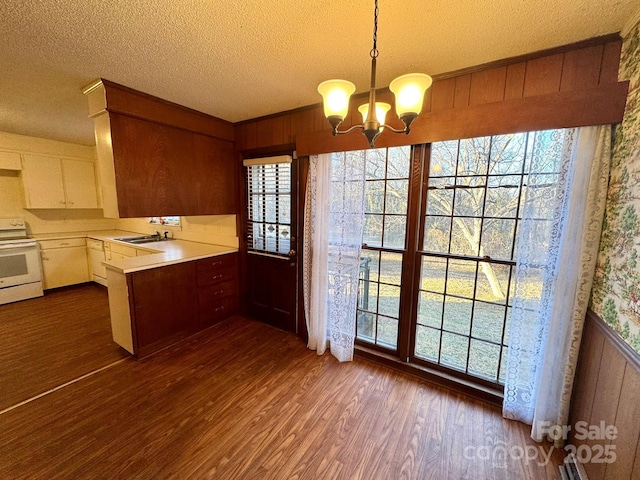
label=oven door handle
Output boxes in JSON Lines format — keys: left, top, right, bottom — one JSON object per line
{"left": 0, "top": 242, "right": 36, "bottom": 250}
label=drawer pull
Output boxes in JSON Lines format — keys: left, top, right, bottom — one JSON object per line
{"left": 212, "top": 274, "right": 223, "bottom": 281}
{"left": 211, "top": 260, "right": 223, "bottom": 267}
{"left": 214, "top": 306, "right": 225, "bottom": 312}
{"left": 214, "top": 289, "right": 224, "bottom": 296}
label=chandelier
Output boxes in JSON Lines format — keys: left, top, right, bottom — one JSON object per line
{"left": 317, "top": 0, "right": 432, "bottom": 148}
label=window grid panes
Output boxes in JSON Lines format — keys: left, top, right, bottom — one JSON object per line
{"left": 415, "top": 133, "right": 536, "bottom": 384}
{"left": 357, "top": 146, "right": 411, "bottom": 350}
{"left": 246, "top": 163, "right": 291, "bottom": 256}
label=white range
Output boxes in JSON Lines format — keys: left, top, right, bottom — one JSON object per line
{"left": 0, "top": 218, "right": 44, "bottom": 305}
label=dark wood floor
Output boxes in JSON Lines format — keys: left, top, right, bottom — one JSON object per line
{"left": 0, "top": 285, "right": 563, "bottom": 479}
{"left": 0, "top": 284, "right": 128, "bottom": 411}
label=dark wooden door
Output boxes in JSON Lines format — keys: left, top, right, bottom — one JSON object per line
{"left": 246, "top": 253, "right": 297, "bottom": 332}
{"left": 241, "top": 152, "right": 299, "bottom": 334}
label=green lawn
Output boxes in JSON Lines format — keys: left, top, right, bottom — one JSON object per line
{"left": 356, "top": 264, "right": 543, "bottom": 384}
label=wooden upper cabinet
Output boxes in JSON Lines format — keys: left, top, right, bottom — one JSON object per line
{"left": 84, "top": 79, "right": 236, "bottom": 218}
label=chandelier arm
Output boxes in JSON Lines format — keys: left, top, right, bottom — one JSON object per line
{"left": 380, "top": 124, "right": 410, "bottom": 134}
{"left": 334, "top": 124, "right": 365, "bottom": 136}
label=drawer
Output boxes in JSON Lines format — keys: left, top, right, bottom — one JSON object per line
{"left": 38, "top": 237, "right": 86, "bottom": 249}
{"left": 196, "top": 266, "right": 236, "bottom": 287}
{"left": 87, "top": 238, "right": 104, "bottom": 251}
{"left": 196, "top": 254, "right": 237, "bottom": 273}
{"left": 199, "top": 297, "right": 237, "bottom": 325}
{"left": 109, "top": 242, "right": 137, "bottom": 257}
{"left": 198, "top": 279, "right": 237, "bottom": 307}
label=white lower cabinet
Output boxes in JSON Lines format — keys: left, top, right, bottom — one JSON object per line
{"left": 104, "top": 241, "right": 136, "bottom": 261}
{"left": 104, "top": 241, "right": 154, "bottom": 262}
{"left": 38, "top": 238, "right": 90, "bottom": 290}
{"left": 87, "top": 238, "right": 107, "bottom": 286}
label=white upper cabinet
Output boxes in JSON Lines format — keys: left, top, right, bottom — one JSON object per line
{"left": 62, "top": 158, "right": 99, "bottom": 208}
{"left": 0, "top": 151, "right": 22, "bottom": 170}
{"left": 21, "top": 155, "right": 100, "bottom": 209}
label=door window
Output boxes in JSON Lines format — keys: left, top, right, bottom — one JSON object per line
{"left": 246, "top": 162, "right": 292, "bottom": 256}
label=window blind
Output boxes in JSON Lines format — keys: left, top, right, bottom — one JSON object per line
{"left": 246, "top": 162, "right": 292, "bottom": 256}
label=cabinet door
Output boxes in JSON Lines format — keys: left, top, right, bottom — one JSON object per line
{"left": 21, "top": 155, "right": 65, "bottom": 208}
{"left": 88, "top": 247, "right": 106, "bottom": 279}
{"left": 110, "top": 252, "right": 129, "bottom": 262}
{"left": 62, "top": 159, "right": 99, "bottom": 208}
{"left": 41, "top": 246, "right": 90, "bottom": 289}
{"left": 130, "top": 262, "right": 197, "bottom": 351}
{"left": 0, "top": 151, "right": 21, "bottom": 170}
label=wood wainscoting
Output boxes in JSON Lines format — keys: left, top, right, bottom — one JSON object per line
{"left": 569, "top": 309, "right": 640, "bottom": 479}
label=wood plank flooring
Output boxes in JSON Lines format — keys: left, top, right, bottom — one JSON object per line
{"left": 0, "top": 292, "right": 563, "bottom": 479}
{"left": 0, "top": 284, "right": 128, "bottom": 410}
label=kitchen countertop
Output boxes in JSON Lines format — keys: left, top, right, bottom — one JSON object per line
{"left": 31, "top": 230, "right": 238, "bottom": 274}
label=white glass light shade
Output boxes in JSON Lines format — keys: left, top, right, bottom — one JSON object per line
{"left": 317, "top": 79, "right": 356, "bottom": 120}
{"left": 389, "top": 73, "right": 433, "bottom": 117}
{"left": 358, "top": 102, "right": 391, "bottom": 127}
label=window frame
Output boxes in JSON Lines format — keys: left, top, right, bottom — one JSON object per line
{"left": 355, "top": 145, "right": 425, "bottom": 358}
{"left": 348, "top": 131, "right": 564, "bottom": 391}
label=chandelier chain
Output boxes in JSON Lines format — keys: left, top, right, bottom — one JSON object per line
{"left": 317, "top": 0, "right": 431, "bottom": 148}
{"left": 370, "top": 0, "right": 379, "bottom": 59}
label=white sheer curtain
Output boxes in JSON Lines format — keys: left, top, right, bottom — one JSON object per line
{"left": 303, "top": 152, "right": 366, "bottom": 362}
{"left": 503, "top": 126, "right": 611, "bottom": 445}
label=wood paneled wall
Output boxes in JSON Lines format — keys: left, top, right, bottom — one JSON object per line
{"left": 234, "top": 35, "right": 628, "bottom": 155}
{"left": 569, "top": 310, "right": 640, "bottom": 479}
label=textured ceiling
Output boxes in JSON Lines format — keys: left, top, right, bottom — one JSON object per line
{"left": 0, "top": 0, "right": 638, "bottom": 146}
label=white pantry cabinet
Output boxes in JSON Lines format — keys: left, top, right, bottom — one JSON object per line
{"left": 38, "top": 238, "right": 90, "bottom": 290}
{"left": 21, "top": 155, "right": 100, "bottom": 209}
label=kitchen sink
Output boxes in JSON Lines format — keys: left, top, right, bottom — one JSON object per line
{"left": 115, "top": 235, "right": 171, "bottom": 244}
